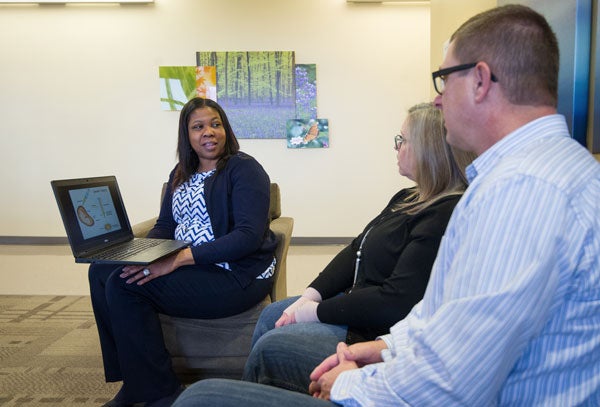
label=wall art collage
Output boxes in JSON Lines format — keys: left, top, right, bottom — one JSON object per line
{"left": 159, "top": 51, "right": 329, "bottom": 149}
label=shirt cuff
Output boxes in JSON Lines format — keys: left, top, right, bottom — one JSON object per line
{"left": 377, "top": 334, "right": 396, "bottom": 360}
{"left": 330, "top": 368, "right": 366, "bottom": 405}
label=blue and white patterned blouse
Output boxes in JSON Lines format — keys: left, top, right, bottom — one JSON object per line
{"left": 172, "top": 170, "right": 275, "bottom": 279}
{"left": 172, "top": 170, "right": 231, "bottom": 270}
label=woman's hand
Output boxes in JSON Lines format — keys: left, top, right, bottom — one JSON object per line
{"left": 275, "top": 287, "right": 322, "bottom": 327}
{"left": 120, "top": 247, "right": 194, "bottom": 285}
{"left": 275, "top": 299, "right": 319, "bottom": 326}
{"left": 275, "top": 296, "right": 309, "bottom": 327}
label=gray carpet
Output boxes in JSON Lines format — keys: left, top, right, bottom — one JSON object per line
{"left": 0, "top": 295, "right": 121, "bottom": 406}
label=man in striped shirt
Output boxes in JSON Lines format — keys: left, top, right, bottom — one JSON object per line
{"left": 173, "top": 5, "right": 600, "bottom": 406}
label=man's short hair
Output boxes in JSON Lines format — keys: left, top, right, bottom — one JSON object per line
{"left": 450, "top": 4, "right": 559, "bottom": 107}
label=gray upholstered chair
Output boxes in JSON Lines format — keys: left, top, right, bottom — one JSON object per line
{"left": 132, "top": 183, "right": 293, "bottom": 382}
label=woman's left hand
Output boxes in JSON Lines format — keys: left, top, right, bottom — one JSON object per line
{"left": 120, "top": 248, "right": 192, "bottom": 285}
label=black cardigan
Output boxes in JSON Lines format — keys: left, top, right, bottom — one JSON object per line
{"left": 310, "top": 188, "right": 461, "bottom": 343}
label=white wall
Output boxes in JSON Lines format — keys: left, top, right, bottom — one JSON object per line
{"left": 430, "top": 0, "right": 497, "bottom": 97}
{"left": 0, "top": 0, "right": 429, "bottom": 238}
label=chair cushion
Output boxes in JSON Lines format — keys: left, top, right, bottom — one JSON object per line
{"left": 159, "top": 297, "right": 270, "bottom": 381}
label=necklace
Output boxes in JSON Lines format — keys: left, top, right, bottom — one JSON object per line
{"left": 351, "top": 226, "right": 374, "bottom": 291}
{"left": 350, "top": 206, "right": 400, "bottom": 291}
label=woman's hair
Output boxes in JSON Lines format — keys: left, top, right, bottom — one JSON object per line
{"left": 173, "top": 97, "right": 240, "bottom": 189}
{"left": 450, "top": 4, "right": 559, "bottom": 107}
{"left": 396, "top": 102, "right": 475, "bottom": 215}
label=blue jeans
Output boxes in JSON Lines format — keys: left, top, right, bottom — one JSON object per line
{"left": 173, "top": 378, "right": 339, "bottom": 407}
{"left": 242, "top": 296, "right": 348, "bottom": 393}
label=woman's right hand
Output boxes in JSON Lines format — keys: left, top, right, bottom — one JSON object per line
{"left": 275, "top": 287, "right": 323, "bottom": 327}
{"left": 275, "top": 296, "right": 310, "bottom": 327}
{"left": 120, "top": 247, "right": 194, "bottom": 285}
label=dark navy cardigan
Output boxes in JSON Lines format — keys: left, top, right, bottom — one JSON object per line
{"left": 147, "top": 152, "right": 277, "bottom": 288}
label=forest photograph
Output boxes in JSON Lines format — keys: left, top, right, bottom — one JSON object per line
{"left": 196, "top": 51, "right": 296, "bottom": 139}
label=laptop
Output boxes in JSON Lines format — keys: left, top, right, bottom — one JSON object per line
{"left": 51, "top": 176, "right": 189, "bottom": 265}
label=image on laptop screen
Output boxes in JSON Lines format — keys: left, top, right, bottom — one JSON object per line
{"left": 68, "top": 186, "right": 122, "bottom": 240}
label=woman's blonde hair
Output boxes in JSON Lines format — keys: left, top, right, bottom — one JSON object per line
{"left": 397, "top": 102, "right": 475, "bottom": 214}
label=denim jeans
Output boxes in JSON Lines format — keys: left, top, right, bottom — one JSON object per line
{"left": 173, "top": 378, "right": 339, "bottom": 407}
{"left": 242, "top": 296, "right": 348, "bottom": 393}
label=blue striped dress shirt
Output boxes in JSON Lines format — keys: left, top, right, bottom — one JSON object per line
{"left": 331, "top": 115, "right": 600, "bottom": 406}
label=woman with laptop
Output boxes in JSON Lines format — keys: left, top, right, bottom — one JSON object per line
{"left": 88, "top": 97, "right": 278, "bottom": 407}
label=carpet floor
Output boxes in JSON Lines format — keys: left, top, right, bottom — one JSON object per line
{"left": 0, "top": 295, "right": 121, "bottom": 406}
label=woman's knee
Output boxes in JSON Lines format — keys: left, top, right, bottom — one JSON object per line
{"left": 88, "top": 264, "right": 121, "bottom": 294}
{"left": 246, "top": 327, "right": 296, "bottom": 378}
{"left": 103, "top": 268, "right": 138, "bottom": 307}
{"left": 252, "top": 327, "right": 284, "bottom": 355}
{"left": 251, "top": 323, "right": 316, "bottom": 362}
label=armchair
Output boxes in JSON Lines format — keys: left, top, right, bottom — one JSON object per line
{"left": 133, "top": 182, "right": 293, "bottom": 381}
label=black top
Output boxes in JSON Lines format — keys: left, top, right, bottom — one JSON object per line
{"left": 310, "top": 188, "right": 461, "bottom": 343}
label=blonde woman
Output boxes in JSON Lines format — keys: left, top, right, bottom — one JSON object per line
{"left": 240, "top": 102, "right": 475, "bottom": 394}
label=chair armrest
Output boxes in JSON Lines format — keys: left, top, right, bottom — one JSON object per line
{"left": 270, "top": 216, "right": 294, "bottom": 301}
{"left": 132, "top": 217, "right": 157, "bottom": 238}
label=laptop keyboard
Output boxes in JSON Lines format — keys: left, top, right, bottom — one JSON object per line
{"left": 95, "top": 239, "right": 165, "bottom": 260}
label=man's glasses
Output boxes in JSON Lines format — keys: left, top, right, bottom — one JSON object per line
{"left": 394, "top": 134, "right": 405, "bottom": 151}
{"left": 432, "top": 62, "right": 498, "bottom": 95}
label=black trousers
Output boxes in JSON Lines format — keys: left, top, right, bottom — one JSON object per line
{"left": 88, "top": 263, "right": 272, "bottom": 404}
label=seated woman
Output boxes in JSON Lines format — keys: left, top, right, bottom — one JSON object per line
{"left": 242, "top": 102, "right": 474, "bottom": 394}
{"left": 88, "top": 97, "right": 277, "bottom": 407}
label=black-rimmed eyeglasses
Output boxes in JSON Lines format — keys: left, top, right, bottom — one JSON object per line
{"left": 432, "top": 62, "right": 498, "bottom": 95}
{"left": 394, "top": 134, "right": 405, "bottom": 151}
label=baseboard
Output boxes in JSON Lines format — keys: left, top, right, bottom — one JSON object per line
{"left": 0, "top": 236, "right": 352, "bottom": 246}
{"left": 0, "top": 236, "right": 69, "bottom": 245}
{"left": 290, "top": 237, "right": 352, "bottom": 245}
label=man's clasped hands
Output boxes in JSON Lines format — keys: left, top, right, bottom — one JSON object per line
{"left": 307, "top": 340, "right": 388, "bottom": 400}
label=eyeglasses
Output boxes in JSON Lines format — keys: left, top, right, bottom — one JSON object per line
{"left": 432, "top": 62, "right": 498, "bottom": 95}
{"left": 394, "top": 134, "right": 405, "bottom": 151}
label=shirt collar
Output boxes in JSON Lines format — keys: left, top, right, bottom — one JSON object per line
{"left": 465, "top": 114, "right": 568, "bottom": 183}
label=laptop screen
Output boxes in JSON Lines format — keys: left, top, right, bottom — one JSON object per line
{"left": 68, "top": 185, "right": 123, "bottom": 240}
{"left": 51, "top": 176, "right": 133, "bottom": 256}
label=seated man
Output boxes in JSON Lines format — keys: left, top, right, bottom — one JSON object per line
{"left": 173, "top": 4, "right": 600, "bottom": 406}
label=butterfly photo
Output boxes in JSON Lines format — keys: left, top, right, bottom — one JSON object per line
{"left": 286, "top": 118, "right": 329, "bottom": 149}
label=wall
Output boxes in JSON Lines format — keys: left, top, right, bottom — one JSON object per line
{"left": 0, "top": 0, "right": 431, "bottom": 239}
{"left": 429, "top": 0, "right": 497, "bottom": 98}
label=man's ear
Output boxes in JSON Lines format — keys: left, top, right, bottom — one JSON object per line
{"left": 473, "top": 62, "right": 493, "bottom": 102}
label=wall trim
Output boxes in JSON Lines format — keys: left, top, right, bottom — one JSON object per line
{"left": 0, "top": 236, "right": 69, "bottom": 245}
{"left": 290, "top": 237, "right": 352, "bottom": 245}
{"left": 0, "top": 236, "right": 352, "bottom": 246}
